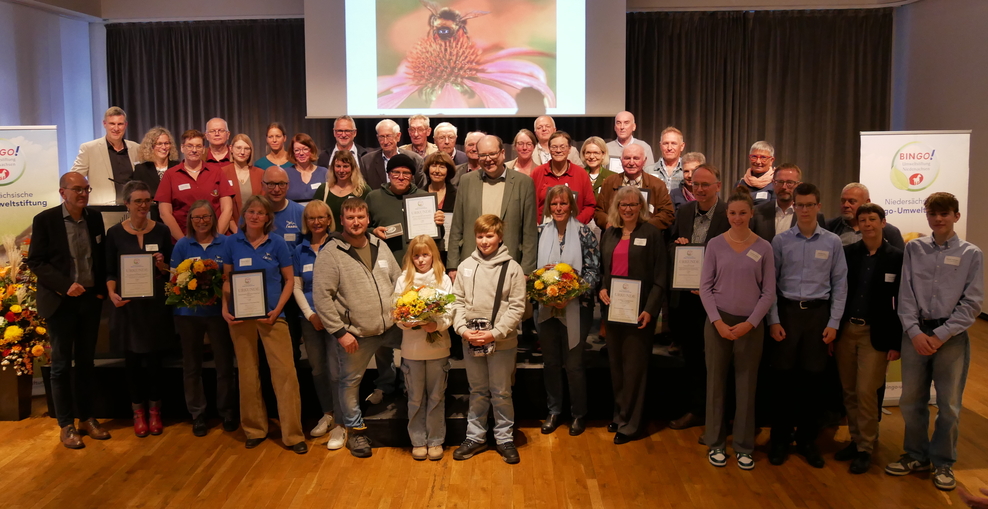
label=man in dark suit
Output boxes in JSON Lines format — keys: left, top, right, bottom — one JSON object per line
{"left": 447, "top": 135, "right": 538, "bottom": 277}
{"left": 751, "top": 163, "right": 826, "bottom": 242}
{"left": 360, "top": 119, "right": 425, "bottom": 191}
{"left": 833, "top": 203, "right": 903, "bottom": 475}
{"left": 316, "top": 115, "right": 370, "bottom": 168}
{"left": 667, "top": 164, "right": 729, "bottom": 430}
{"left": 26, "top": 172, "right": 109, "bottom": 449}
{"left": 825, "top": 182, "right": 905, "bottom": 249}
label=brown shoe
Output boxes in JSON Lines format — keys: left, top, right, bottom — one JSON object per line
{"left": 78, "top": 418, "right": 111, "bottom": 440}
{"left": 669, "top": 412, "right": 704, "bottom": 430}
{"left": 60, "top": 425, "right": 85, "bottom": 449}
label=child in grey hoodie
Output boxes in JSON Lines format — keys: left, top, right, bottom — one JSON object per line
{"left": 450, "top": 214, "right": 526, "bottom": 464}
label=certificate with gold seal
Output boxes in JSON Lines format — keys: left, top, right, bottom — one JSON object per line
{"left": 231, "top": 270, "right": 268, "bottom": 320}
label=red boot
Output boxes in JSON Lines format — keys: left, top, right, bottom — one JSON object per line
{"left": 149, "top": 401, "right": 163, "bottom": 435}
{"left": 132, "top": 403, "right": 149, "bottom": 437}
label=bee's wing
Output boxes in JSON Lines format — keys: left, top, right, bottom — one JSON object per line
{"left": 419, "top": 0, "right": 442, "bottom": 15}
{"left": 459, "top": 10, "right": 490, "bottom": 21}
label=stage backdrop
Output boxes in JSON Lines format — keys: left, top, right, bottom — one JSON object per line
{"left": 0, "top": 126, "right": 60, "bottom": 240}
{"left": 860, "top": 129, "right": 971, "bottom": 405}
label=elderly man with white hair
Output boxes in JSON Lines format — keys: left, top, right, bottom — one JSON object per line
{"left": 433, "top": 122, "right": 468, "bottom": 166}
{"left": 825, "top": 182, "right": 905, "bottom": 249}
{"left": 360, "top": 119, "right": 425, "bottom": 190}
{"left": 399, "top": 114, "right": 438, "bottom": 158}
{"left": 533, "top": 116, "right": 582, "bottom": 166}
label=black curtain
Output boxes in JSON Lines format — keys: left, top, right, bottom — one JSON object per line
{"left": 627, "top": 10, "right": 892, "bottom": 215}
{"left": 106, "top": 19, "right": 610, "bottom": 158}
{"left": 108, "top": 12, "right": 892, "bottom": 215}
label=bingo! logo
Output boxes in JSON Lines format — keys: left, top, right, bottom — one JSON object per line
{"left": 889, "top": 141, "right": 939, "bottom": 192}
{"left": 0, "top": 139, "right": 26, "bottom": 186}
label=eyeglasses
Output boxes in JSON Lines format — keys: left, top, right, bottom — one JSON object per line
{"left": 389, "top": 171, "right": 413, "bottom": 179}
{"left": 307, "top": 215, "right": 329, "bottom": 222}
{"left": 377, "top": 134, "right": 397, "bottom": 141}
{"left": 334, "top": 129, "right": 356, "bottom": 135}
{"left": 408, "top": 127, "right": 430, "bottom": 134}
{"left": 435, "top": 135, "right": 456, "bottom": 142}
{"left": 191, "top": 215, "right": 212, "bottom": 222}
{"left": 773, "top": 180, "right": 799, "bottom": 187}
{"left": 153, "top": 142, "right": 172, "bottom": 148}
{"left": 262, "top": 182, "right": 289, "bottom": 189}
{"left": 293, "top": 147, "right": 311, "bottom": 154}
{"left": 549, "top": 145, "right": 569, "bottom": 153}
{"left": 131, "top": 198, "right": 153, "bottom": 205}
{"left": 794, "top": 202, "right": 818, "bottom": 209}
{"left": 62, "top": 186, "right": 93, "bottom": 194}
{"left": 749, "top": 154, "right": 773, "bottom": 161}
{"left": 478, "top": 152, "right": 501, "bottom": 160}
{"left": 515, "top": 142, "right": 534, "bottom": 149}
{"left": 183, "top": 144, "right": 204, "bottom": 152}
{"left": 245, "top": 210, "right": 268, "bottom": 217}
{"left": 693, "top": 182, "right": 716, "bottom": 189}
{"left": 207, "top": 129, "right": 228, "bottom": 135}
{"left": 618, "top": 202, "right": 640, "bottom": 209}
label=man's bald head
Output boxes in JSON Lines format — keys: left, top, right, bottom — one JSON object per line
{"left": 614, "top": 111, "right": 637, "bottom": 144}
{"left": 262, "top": 166, "right": 289, "bottom": 204}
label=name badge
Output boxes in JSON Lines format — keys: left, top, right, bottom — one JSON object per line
{"left": 815, "top": 250, "right": 829, "bottom": 260}
{"left": 239, "top": 258, "right": 252, "bottom": 267}
{"left": 303, "top": 263, "right": 314, "bottom": 272}
{"left": 461, "top": 268, "right": 474, "bottom": 278}
{"left": 634, "top": 238, "right": 647, "bottom": 246}
{"left": 228, "top": 180, "right": 234, "bottom": 186}
{"left": 945, "top": 256, "right": 961, "bottom": 266}
{"left": 311, "top": 183, "right": 321, "bottom": 189}
{"left": 747, "top": 250, "right": 762, "bottom": 262}
{"left": 284, "top": 233, "right": 296, "bottom": 242}
{"left": 178, "top": 183, "right": 192, "bottom": 191}
{"left": 145, "top": 244, "right": 159, "bottom": 252}
{"left": 884, "top": 273, "right": 896, "bottom": 282}
{"left": 756, "top": 191, "right": 769, "bottom": 200}
{"left": 377, "top": 259, "right": 388, "bottom": 268}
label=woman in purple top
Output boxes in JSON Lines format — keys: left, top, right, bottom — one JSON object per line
{"left": 699, "top": 187, "right": 776, "bottom": 470}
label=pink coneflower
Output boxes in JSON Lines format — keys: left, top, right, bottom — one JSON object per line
{"left": 378, "top": 32, "right": 556, "bottom": 109}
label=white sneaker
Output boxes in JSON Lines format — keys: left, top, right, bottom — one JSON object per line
{"left": 327, "top": 426, "right": 347, "bottom": 450}
{"left": 310, "top": 414, "right": 334, "bottom": 437}
{"left": 365, "top": 389, "right": 384, "bottom": 405}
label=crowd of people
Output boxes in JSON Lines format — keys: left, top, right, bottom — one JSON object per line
{"left": 25, "top": 106, "right": 983, "bottom": 493}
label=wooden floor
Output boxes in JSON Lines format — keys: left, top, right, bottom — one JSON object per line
{"left": 4, "top": 321, "right": 988, "bottom": 509}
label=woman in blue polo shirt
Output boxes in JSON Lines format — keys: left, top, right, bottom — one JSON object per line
{"left": 170, "top": 200, "right": 237, "bottom": 438}
{"left": 292, "top": 200, "right": 345, "bottom": 449}
{"left": 221, "top": 194, "right": 307, "bottom": 454}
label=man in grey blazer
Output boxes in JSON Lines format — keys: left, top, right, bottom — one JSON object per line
{"left": 360, "top": 119, "right": 426, "bottom": 190}
{"left": 70, "top": 106, "right": 141, "bottom": 205}
{"left": 751, "top": 163, "right": 825, "bottom": 242}
{"left": 447, "top": 135, "right": 538, "bottom": 279}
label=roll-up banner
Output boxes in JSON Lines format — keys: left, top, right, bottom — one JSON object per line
{"left": 0, "top": 126, "right": 60, "bottom": 240}
{"left": 860, "top": 130, "right": 971, "bottom": 405}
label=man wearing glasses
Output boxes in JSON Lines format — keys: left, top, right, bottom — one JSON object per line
{"left": 204, "top": 118, "right": 232, "bottom": 167}
{"left": 360, "top": 119, "right": 425, "bottom": 191}
{"left": 27, "top": 172, "right": 110, "bottom": 449}
{"left": 737, "top": 141, "right": 777, "bottom": 206}
{"left": 451, "top": 131, "right": 486, "bottom": 187}
{"left": 316, "top": 115, "right": 369, "bottom": 169}
{"left": 593, "top": 144, "right": 675, "bottom": 232}
{"left": 825, "top": 182, "right": 905, "bottom": 249}
{"left": 70, "top": 106, "right": 141, "bottom": 205}
{"left": 261, "top": 166, "right": 305, "bottom": 249}
{"left": 156, "top": 130, "right": 235, "bottom": 241}
{"left": 751, "top": 163, "right": 825, "bottom": 242}
{"left": 766, "top": 183, "right": 847, "bottom": 469}
{"left": 433, "top": 122, "right": 468, "bottom": 166}
{"left": 399, "top": 114, "right": 438, "bottom": 158}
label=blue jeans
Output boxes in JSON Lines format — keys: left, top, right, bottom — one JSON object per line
{"left": 401, "top": 358, "right": 450, "bottom": 447}
{"left": 462, "top": 342, "right": 517, "bottom": 445}
{"left": 900, "top": 330, "right": 971, "bottom": 467}
{"left": 300, "top": 320, "right": 341, "bottom": 418}
{"left": 47, "top": 293, "right": 102, "bottom": 428}
{"left": 336, "top": 327, "right": 401, "bottom": 429}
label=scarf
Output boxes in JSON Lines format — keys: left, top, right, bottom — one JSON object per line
{"left": 742, "top": 166, "right": 775, "bottom": 188}
{"left": 536, "top": 217, "right": 583, "bottom": 350}
{"left": 682, "top": 185, "right": 695, "bottom": 203}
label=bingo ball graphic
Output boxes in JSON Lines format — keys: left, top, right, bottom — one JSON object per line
{"left": 890, "top": 141, "right": 939, "bottom": 192}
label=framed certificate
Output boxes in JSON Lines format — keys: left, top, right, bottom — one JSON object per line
{"left": 607, "top": 277, "right": 642, "bottom": 325}
{"left": 119, "top": 253, "right": 155, "bottom": 299}
{"left": 230, "top": 270, "right": 268, "bottom": 320}
{"left": 404, "top": 193, "right": 440, "bottom": 239}
{"left": 672, "top": 245, "right": 705, "bottom": 290}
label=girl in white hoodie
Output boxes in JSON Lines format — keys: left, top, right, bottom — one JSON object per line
{"left": 394, "top": 235, "right": 454, "bottom": 461}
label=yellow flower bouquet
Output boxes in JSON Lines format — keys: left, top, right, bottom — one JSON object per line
{"left": 391, "top": 286, "right": 455, "bottom": 343}
{"left": 526, "top": 262, "right": 590, "bottom": 314}
{"left": 165, "top": 258, "right": 224, "bottom": 308}
{"left": 1, "top": 236, "right": 49, "bottom": 376}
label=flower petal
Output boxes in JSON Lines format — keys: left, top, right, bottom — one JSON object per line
{"left": 482, "top": 59, "right": 548, "bottom": 83}
{"left": 463, "top": 80, "right": 516, "bottom": 108}
{"left": 432, "top": 84, "right": 469, "bottom": 109}
{"left": 476, "top": 72, "right": 556, "bottom": 107}
{"left": 378, "top": 84, "right": 420, "bottom": 109}
{"left": 482, "top": 48, "right": 553, "bottom": 64}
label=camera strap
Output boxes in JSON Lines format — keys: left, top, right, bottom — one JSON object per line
{"left": 490, "top": 261, "right": 510, "bottom": 325}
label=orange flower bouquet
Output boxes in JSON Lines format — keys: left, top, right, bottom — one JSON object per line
{"left": 1, "top": 236, "right": 49, "bottom": 376}
{"left": 165, "top": 258, "right": 224, "bottom": 308}
{"left": 526, "top": 263, "right": 590, "bottom": 316}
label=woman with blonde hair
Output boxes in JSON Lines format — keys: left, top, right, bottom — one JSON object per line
{"left": 313, "top": 150, "right": 371, "bottom": 232}
{"left": 223, "top": 133, "right": 264, "bottom": 233}
{"left": 505, "top": 129, "right": 538, "bottom": 177}
{"left": 581, "top": 137, "right": 615, "bottom": 197}
{"left": 132, "top": 126, "right": 179, "bottom": 198}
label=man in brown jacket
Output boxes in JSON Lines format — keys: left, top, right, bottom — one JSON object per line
{"left": 594, "top": 143, "right": 674, "bottom": 231}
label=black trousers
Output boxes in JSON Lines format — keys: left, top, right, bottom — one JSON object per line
{"left": 670, "top": 291, "right": 707, "bottom": 416}
{"left": 769, "top": 299, "right": 831, "bottom": 446}
{"left": 607, "top": 322, "right": 653, "bottom": 436}
{"left": 47, "top": 292, "right": 102, "bottom": 428}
